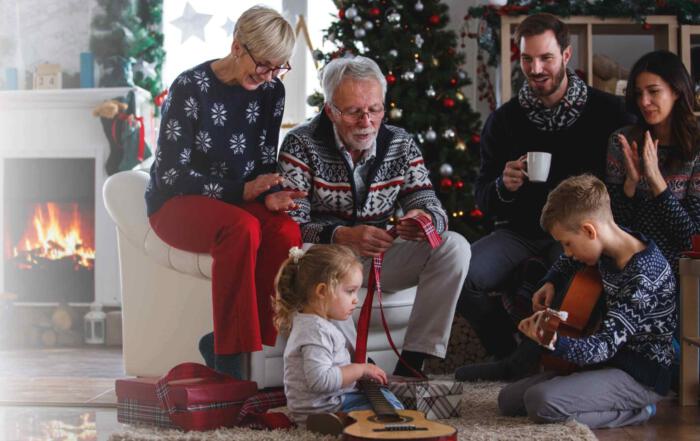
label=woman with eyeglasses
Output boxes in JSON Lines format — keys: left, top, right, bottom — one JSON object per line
{"left": 145, "top": 5, "right": 304, "bottom": 378}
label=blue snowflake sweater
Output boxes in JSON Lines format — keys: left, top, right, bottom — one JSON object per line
{"left": 544, "top": 233, "right": 677, "bottom": 395}
{"left": 146, "top": 60, "right": 286, "bottom": 216}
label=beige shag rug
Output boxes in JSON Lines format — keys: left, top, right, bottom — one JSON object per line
{"left": 109, "top": 381, "right": 597, "bottom": 441}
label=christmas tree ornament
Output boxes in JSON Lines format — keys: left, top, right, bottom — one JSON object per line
{"left": 401, "top": 71, "right": 415, "bottom": 81}
{"left": 353, "top": 15, "right": 362, "bottom": 23}
{"left": 416, "top": 133, "right": 425, "bottom": 143}
{"left": 457, "top": 70, "right": 467, "bottom": 81}
{"left": 386, "top": 73, "right": 397, "bottom": 85}
{"left": 387, "top": 10, "right": 402, "bottom": 24}
{"left": 642, "top": 22, "right": 652, "bottom": 31}
{"left": 426, "top": 85, "right": 436, "bottom": 97}
{"left": 425, "top": 127, "right": 437, "bottom": 142}
{"left": 431, "top": 57, "right": 440, "bottom": 67}
{"left": 345, "top": 5, "right": 358, "bottom": 19}
{"left": 429, "top": 14, "right": 441, "bottom": 26}
{"left": 338, "top": 9, "right": 345, "bottom": 19}
{"left": 415, "top": 0, "right": 424, "bottom": 11}
{"left": 455, "top": 140, "right": 466, "bottom": 151}
{"left": 170, "top": 2, "right": 213, "bottom": 44}
{"left": 440, "top": 163, "right": 453, "bottom": 176}
{"left": 450, "top": 77, "right": 458, "bottom": 86}
{"left": 221, "top": 18, "right": 236, "bottom": 37}
{"left": 456, "top": 91, "right": 465, "bottom": 101}
{"left": 370, "top": 7, "right": 381, "bottom": 17}
{"left": 489, "top": 0, "right": 508, "bottom": 5}
{"left": 455, "top": 180, "right": 465, "bottom": 189}
{"left": 440, "top": 177, "right": 453, "bottom": 190}
{"left": 354, "top": 28, "right": 366, "bottom": 38}
{"left": 442, "top": 97, "right": 455, "bottom": 108}
{"left": 389, "top": 107, "right": 403, "bottom": 120}
{"left": 415, "top": 34, "right": 424, "bottom": 48}
{"left": 470, "top": 133, "right": 481, "bottom": 144}
{"left": 414, "top": 61, "right": 424, "bottom": 73}
{"left": 469, "top": 208, "right": 484, "bottom": 220}
{"left": 364, "top": 21, "right": 374, "bottom": 30}
{"left": 388, "top": 49, "right": 399, "bottom": 58}
{"left": 442, "top": 128, "right": 456, "bottom": 140}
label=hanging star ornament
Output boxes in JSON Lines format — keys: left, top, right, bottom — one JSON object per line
{"left": 222, "top": 18, "right": 236, "bottom": 37}
{"left": 171, "top": 2, "right": 213, "bottom": 43}
{"left": 135, "top": 60, "right": 158, "bottom": 79}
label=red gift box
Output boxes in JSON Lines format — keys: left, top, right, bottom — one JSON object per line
{"left": 116, "top": 363, "right": 258, "bottom": 431}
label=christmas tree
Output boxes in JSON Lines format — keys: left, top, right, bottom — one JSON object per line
{"left": 310, "top": 0, "right": 486, "bottom": 241}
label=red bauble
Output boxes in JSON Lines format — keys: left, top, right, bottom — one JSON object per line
{"left": 370, "top": 7, "right": 381, "bottom": 17}
{"left": 386, "top": 73, "right": 397, "bottom": 85}
{"left": 455, "top": 180, "right": 465, "bottom": 190}
{"left": 450, "top": 78, "right": 458, "bottom": 86}
{"left": 440, "top": 178, "right": 453, "bottom": 189}
{"left": 429, "top": 14, "right": 441, "bottom": 25}
{"left": 469, "top": 208, "right": 484, "bottom": 220}
{"left": 470, "top": 133, "right": 481, "bottom": 144}
{"left": 642, "top": 22, "right": 652, "bottom": 31}
{"left": 442, "top": 97, "right": 455, "bottom": 108}
{"left": 339, "top": 9, "right": 345, "bottom": 19}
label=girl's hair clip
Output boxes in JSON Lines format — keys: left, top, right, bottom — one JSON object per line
{"left": 288, "top": 246, "right": 305, "bottom": 264}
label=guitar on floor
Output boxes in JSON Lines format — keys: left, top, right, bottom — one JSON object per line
{"left": 342, "top": 380, "right": 457, "bottom": 441}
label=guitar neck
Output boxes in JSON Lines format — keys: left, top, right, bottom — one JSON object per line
{"left": 358, "top": 380, "right": 399, "bottom": 421}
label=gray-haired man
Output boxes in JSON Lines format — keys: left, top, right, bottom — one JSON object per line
{"left": 278, "top": 56, "right": 471, "bottom": 376}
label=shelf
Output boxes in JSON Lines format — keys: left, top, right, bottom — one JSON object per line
{"left": 500, "top": 15, "right": 678, "bottom": 103}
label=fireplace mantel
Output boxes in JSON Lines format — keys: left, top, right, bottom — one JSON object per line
{"left": 0, "top": 87, "right": 153, "bottom": 306}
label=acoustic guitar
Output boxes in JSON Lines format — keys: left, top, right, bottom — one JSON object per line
{"left": 342, "top": 380, "right": 457, "bottom": 441}
{"left": 537, "top": 265, "right": 604, "bottom": 372}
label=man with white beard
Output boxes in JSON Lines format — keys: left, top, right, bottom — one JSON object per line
{"left": 278, "top": 56, "right": 471, "bottom": 377}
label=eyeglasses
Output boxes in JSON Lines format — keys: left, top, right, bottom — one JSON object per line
{"left": 329, "top": 102, "right": 385, "bottom": 123}
{"left": 243, "top": 44, "right": 291, "bottom": 77}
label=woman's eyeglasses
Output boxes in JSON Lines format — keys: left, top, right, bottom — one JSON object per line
{"left": 243, "top": 44, "right": 291, "bottom": 77}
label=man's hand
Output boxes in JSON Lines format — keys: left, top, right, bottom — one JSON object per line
{"left": 334, "top": 225, "right": 394, "bottom": 257}
{"left": 502, "top": 155, "right": 527, "bottom": 192}
{"left": 243, "top": 173, "right": 284, "bottom": 201}
{"left": 395, "top": 209, "right": 430, "bottom": 241}
{"left": 532, "top": 282, "right": 555, "bottom": 312}
{"left": 264, "top": 190, "right": 307, "bottom": 212}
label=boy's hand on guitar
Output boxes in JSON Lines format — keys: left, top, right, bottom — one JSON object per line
{"left": 362, "top": 363, "right": 388, "bottom": 385}
{"left": 532, "top": 282, "right": 555, "bottom": 312}
{"left": 518, "top": 311, "right": 544, "bottom": 343}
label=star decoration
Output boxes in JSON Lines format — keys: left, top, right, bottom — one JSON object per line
{"left": 222, "top": 18, "right": 236, "bottom": 37}
{"left": 135, "top": 60, "right": 158, "bottom": 79}
{"left": 415, "top": 33, "right": 424, "bottom": 49}
{"left": 170, "top": 2, "right": 213, "bottom": 44}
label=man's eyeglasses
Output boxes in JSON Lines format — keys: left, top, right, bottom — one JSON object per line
{"left": 243, "top": 44, "right": 291, "bottom": 77}
{"left": 329, "top": 103, "right": 385, "bottom": 123}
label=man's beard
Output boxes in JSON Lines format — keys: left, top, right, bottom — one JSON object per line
{"left": 528, "top": 63, "right": 566, "bottom": 98}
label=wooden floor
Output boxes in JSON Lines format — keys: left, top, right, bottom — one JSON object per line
{"left": 1, "top": 347, "right": 699, "bottom": 440}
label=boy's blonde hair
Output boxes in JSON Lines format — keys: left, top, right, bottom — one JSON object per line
{"left": 234, "top": 5, "right": 295, "bottom": 64}
{"left": 540, "top": 174, "right": 613, "bottom": 233}
{"left": 273, "top": 244, "right": 361, "bottom": 334}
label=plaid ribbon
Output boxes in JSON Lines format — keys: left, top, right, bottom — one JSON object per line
{"left": 354, "top": 214, "right": 442, "bottom": 377}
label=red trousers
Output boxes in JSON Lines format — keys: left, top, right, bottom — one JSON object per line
{"left": 149, "top": 196, "right": 301, "bottom": 354}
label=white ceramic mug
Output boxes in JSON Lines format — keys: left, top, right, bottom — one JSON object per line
{"left": 526, "top": 151, "right": 552, "bottom": 183}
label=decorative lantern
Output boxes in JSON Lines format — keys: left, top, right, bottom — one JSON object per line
{"left": 84, "top": 303, "right": 106, "bottom": 344}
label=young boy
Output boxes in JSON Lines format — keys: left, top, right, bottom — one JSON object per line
{"left": 498, "top": 174, "right": 676, "bottom": 429}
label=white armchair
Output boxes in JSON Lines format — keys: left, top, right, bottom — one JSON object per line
{"left": 103, "top": 170, "right": 417, "bottom": 387}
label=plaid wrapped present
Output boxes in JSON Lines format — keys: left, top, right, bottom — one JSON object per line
{"left": 387, "top": 376, "right": 463, "bottom": 420}
{"left": 115, "top": 363, "right": 258, "bottom": 431}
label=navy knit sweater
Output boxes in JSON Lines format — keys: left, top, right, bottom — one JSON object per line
{"left": 545, "top": 234, "right": 677, "bottom": 395}
{"left": 146, "top": 60, "right": 285, "bottom": 216}
{"left": 476, "top": 87, "right": 631, "bottom": 238}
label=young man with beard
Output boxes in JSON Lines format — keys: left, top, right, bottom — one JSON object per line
{"left": 278, "top": 56, "right": 471, "bottom": 376}
{"left": 455, "top": 13, "right": 633, "bottom": 381}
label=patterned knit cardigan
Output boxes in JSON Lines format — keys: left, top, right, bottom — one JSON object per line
{"left": 278, "top": 112, "right": 447, "bottom": 244}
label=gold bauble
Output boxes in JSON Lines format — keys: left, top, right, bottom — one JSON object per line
{"left": 455, "top": 140, "right": 466, "bottom": 151}
{"left": 456, "top": 92, "right": 465, "bottom": 101}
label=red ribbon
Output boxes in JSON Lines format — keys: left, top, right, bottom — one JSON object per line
{"left": 353, "top": 215, "right": 442, "bottom": 378}
{"left": 111, "top": 113, "right": 145, "bottom": 162}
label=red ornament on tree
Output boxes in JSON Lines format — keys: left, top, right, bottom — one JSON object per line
{"left": 339, "top": 9, "right": 345, "bottom": 19}
{"left": 386, "top": 73, "right": 397, "bottom": 85}
{"left": 440, "top": 177, "right": 453, "bottom": 190}
{"left": 454, "top": 180, "right": 465, "bottom": 190}
{"left": 470, "top": 133, "right": 481, "bottom": 144}
{"left": 642, "top": 22, "right": 652, "bottom": 31}
{"left": 429, "top": 14, "right": 441, "bottom": 25}
{"left": 442, "top": 97, "right": 455, "bottom": 108}
{"left": 450, "top": 77, "right": 458, "bottom": 86}
{"left": 469, "top": 208, "right": 484, "bottom": 221}
{"left": 370, "top": 7, "right": 381, "bottom": 17}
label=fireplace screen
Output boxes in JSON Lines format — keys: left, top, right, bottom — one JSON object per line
{"left": 4, "top": 158, "right": 95, "bottom": 303}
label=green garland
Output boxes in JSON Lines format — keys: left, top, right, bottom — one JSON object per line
{"left": 469, "top": 0, "right": 700, "bottom": 67}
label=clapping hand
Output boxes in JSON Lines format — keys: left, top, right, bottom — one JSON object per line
{"left": 617, "top": 131, "right": 666, "bottom": 197}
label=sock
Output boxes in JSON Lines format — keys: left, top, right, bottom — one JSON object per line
{"left": 215, "top": 353, "right": 242, "bottom": 379}
{"left": 198, "top": 332, "right": 215, "bottom": 368}
{"left": 393, "top": 350, "right": 428, "bottom": 377}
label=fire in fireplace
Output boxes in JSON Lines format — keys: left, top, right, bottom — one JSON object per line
{"left": 4, "top": 158, "right": 95, "bottom": 303}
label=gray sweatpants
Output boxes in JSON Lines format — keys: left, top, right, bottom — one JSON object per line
{"left": 498, "top": 368, "right": 663, "bottom": 429}
{"left": 334, "top": 231, "right": 470, "bottom": 358}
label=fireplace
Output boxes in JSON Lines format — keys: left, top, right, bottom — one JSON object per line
{"left": 4, "top": 158, "right": 95, "bottom": 303}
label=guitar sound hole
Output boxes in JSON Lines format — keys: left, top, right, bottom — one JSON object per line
{"left": 369, "top": 414, "right": 413, "bottom": 424}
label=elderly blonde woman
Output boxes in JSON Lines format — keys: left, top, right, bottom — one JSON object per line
{"left": 146, "top": 5, "right": 304, "bottom": 378}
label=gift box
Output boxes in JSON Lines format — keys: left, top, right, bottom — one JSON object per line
{"left": 387, "top": 376, "right": 463, "bottom": 420}
{"left": 116, "top": 363, "right": 258, "bottom": 431}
